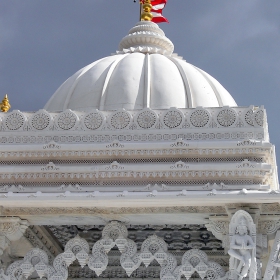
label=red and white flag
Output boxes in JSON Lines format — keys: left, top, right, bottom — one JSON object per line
{"left": 141, "top": 0, "right": 169, "bottom": 23}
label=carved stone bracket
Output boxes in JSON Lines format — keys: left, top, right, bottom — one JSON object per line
{"left": 206, "top": 217, "right": 230, "bottom": 251}
{"left": 0, "top": 217, "right": 29, "bottom": 256}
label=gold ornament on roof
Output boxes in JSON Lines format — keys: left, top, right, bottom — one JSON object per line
{"left": 0, "top": 94, "right": 11, "bottom": 112}
{"left": 141, "top": 0, "right": 153, "bottom": 21}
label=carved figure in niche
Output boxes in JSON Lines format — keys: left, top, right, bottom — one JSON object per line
{"left": 229, "top": 210, "right": 257, "bottom": 280}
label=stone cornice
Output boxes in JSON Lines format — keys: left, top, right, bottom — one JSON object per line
{"left": 0, "top": 140, "right": 273, "bottom": 161}
{"left": 0, "top": 160, "right": 272, "bottom": 184}
{"left": 0, "top": 191, "right": 280, "bottom": 210}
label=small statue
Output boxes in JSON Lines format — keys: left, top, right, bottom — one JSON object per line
{"left": 228, "top": 217, "right": 255, "bottom": 280}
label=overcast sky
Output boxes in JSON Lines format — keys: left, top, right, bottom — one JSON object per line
{"left": 1, "top": 0, "right": 280, "bottom": 162}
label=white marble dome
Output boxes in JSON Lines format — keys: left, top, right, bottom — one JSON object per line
{"left": 44, "top": 21, "right": 237, "bottom": 112}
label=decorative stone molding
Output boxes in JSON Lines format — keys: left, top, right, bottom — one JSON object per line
{"left": 264, "top": 230, "right": 280, "bottom": 280}
{"left": 0, "top": 160, "right": 271, "bottom": 184}
{"left": 228, "top": 210, "right": 257, "bottom": 280}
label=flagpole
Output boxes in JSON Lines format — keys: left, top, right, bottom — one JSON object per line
{"left": 139, "top": 2, "right": 142, "bottom": 21}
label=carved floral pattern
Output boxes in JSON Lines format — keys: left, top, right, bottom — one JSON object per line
{"left": 217, "top": 109, "right": 236, "bottom": 127}
{"left": 162, "top": 109, "right": 183, "bottom": 128}
{"left": 110, "top": 111, "right": 131, "bottom": 129}
{"left": 255, "top": 110, "right": 264, "bottom": 127}
{"left": 30, "top": 111, "right": 51, "bottom": 130}
{"left": 57, "top": 111, "right": 77, "bottom": 130}
{"left": 5, "top": 111, "right": 25, "bottom": 130}
{"left": 245, "top": 110, "right": 254, "bottom": 126}
{"left": 136, "top": 109, "right": 157, "bottom": 129}
{"left": 190, "top": 109, "right": 210, "bottom": 127}
{"left": 83, "top": 111, "right": 103, "bottom": 130}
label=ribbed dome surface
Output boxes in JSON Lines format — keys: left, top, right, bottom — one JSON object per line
{"left": 44, "top": 22, "right": 237, "bottom": 112}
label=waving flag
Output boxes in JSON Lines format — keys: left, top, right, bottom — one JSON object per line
{"left": 141, "top": 0, "right": 169, "bottom": 23}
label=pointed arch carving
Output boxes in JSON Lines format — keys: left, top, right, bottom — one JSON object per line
{"left": 1, "top": 221, "right": 229, "bottom": 280}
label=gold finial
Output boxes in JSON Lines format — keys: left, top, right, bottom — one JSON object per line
{"left": 141, "top": 0, "right": 153, "bottom": 22}
{"left": 0, "top": 94, "right": 11, "bottom": 112}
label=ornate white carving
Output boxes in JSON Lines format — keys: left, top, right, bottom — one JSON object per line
{"left": 105, "top": 140, "right": 124, "bottom": 148}
{"left": 109, "top": 110, "right": 132, "bottom": 129}
{"left": 177, "top": 249, "right": 226, "bottom": 280}
{"left": 118, "top": 21, "right": 174, "bottom": 56}
{"left": 43, "top": 141, "right": 61, "bottom": 149}
{"left": 4, "top": 111, "right": 26, "bottom": 131}
{"left": 170, "top": 138, "right": 189, "bottom": 147}
{"left": 41, "top": 162, "right": 59, "bottom": 171}
{"left": 264, "top": 230, "right": 280, "bottom": 280}
{"left": 189, "top": 109, "right": 210, "bottom": 127}
{"left": 56, "top": 110, "right": 78, "bottom": 130}
{"left": 82, "top": 110, "right": 104, "bottom": 130}
{"left": 29, "top": 109, "right": 52, "bottom": 130}
{"left": 206, "top": 218, "right": 230, "bottom": 250}
{"left": 162, "top": 108, "right": 184, "bottom": 129}
{"left": 136, "top": 108, "right": 158, "bottom": 129}
{"left": 255, "top": 110, "right": 264, "bottom": 127}
{"left": 170, "top": 161, "right": 189, "bottom": 169}
{"left": 236, "top": 159, "right": 257, "bottom": 169}
{"left": 257, "top": 218, "right": 280, "bottom": 235}
{"left": 245, "top": 110, "right": 255, "bottom": 126}
{"left": 104, "top": 161, "right": 124, "bottom": 170}
{"left": 63, "top": 235, "right": 89, "bottom": 268}
{"left": 217, "top": 108, "right": 237, "bottom": 127}
{"left": 237, "top": 139, "right": 257, "bottom": 146}
{"left": 0, "top": 217, "right": 29, "bottom": 242}
{"left": 228, "top": 210, "right": 257, "bottom": 280}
